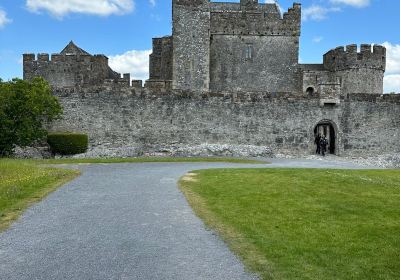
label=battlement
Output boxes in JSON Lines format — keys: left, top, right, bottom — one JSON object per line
{"left": 210, "top": 3, "right": 301, "bottom": 36}
{"left": 23, "top": 41, "right": 127, "bottom": 88}
{"left": 323, "top": 44, "right": 386, "bottom": 71}
{"left": 283, "top": 3, "right": 301, "bottom": 20}
{"left": 23, "top": 53, "right": 108, "bottom": 63}
{"left": 173, "top": 0, "right": 208, "bottom": 7}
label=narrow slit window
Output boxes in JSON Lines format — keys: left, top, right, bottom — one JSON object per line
{"left": 245, "top": 44, "right": 253, "bottom": 60}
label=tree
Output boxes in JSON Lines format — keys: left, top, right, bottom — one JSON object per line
{"left": 0, "top": 77, "right": 62, "bottom": 156}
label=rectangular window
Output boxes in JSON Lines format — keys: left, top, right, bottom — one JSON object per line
{"left": 245, "top": 44, "right": 253, "bottom": 60}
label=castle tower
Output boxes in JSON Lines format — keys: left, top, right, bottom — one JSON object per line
{"left": 23, "top": 42, "right": 123, "bottom": 87}
{"left": 323, "top": 44, "right": 386, "bottom": 94}
{"left": 208, "top": 2, "right": 302, "bottom": 92}
{"left": 172, "top": 0, "right": 211, "bottom": 91}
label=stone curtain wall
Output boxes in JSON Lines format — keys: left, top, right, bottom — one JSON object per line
{"left": 340, "top": 95, "right": 400, "bottom": 154}
{"left": 50, "top": 88, "right": 400, "bottom": 157}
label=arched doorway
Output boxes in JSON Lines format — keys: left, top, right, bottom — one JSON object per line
{"left": 306, "top": 87, "right": 315, "bottom": 95}
{"left": 314, "top": 120, "right": 336, "bottom": 155}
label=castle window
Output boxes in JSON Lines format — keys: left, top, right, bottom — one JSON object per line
{"left": 245, "top": 44, "right": 253, "bottom": 60}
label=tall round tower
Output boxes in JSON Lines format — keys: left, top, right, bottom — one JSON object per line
{"left": 323, "top": 44, "right": 386, "bottom": 94}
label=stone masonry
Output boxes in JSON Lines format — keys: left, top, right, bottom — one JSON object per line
{"left": 147, "top": 0, "right": 385, "bottom": 100}
{"left": 22, "top": 0, "right": 400, "bottom": 159}
{"left": 23, "top": 41, "right": 131, "bottom": 88}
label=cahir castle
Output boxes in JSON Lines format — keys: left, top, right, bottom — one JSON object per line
{"left": 22, "top": 0, "right": 400, "bottom": 158}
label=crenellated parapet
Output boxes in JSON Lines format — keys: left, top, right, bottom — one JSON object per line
{"left": 210, "top": 3, "right": 301, "bottom": 36}
{"left": 323, "top": 44, "right": 386, "bottom": 72}
{"left": 24, "top": 53, "right": 109, "bottom": 64}
{"left": 321, "top": 44, "right": 386, "bottom": 95}
{"left": 23, "top": 41, "right": 131, "bottom": 88}
{"left": 173, "top": 0, "right": 208, "bottom": 7}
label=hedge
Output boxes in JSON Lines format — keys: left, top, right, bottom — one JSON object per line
{"left": 47, "top": 133, "right": 88, "bottom": 155}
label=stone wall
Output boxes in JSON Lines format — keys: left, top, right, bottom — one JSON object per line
{"left": 172, "top": 0, "right": 210, "bottom": 91}
{"left": 49, "top": 87, "right": 400, "bottom": 158}
{"left": 149, "top": 36, "right": 173, "bottom": 81}
{"left": 323, "top": 44, "right": 385, "bottom": 95}
{"left": 210, "top": 35, "right": 300, "bottom": 92}
{"left": 210, "top": 2, "right": 301, "bottom": 36}
{"left": 23, "top": 53, "right": 122, "bottom": 88}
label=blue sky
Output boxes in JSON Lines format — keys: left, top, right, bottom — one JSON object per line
{"left": 0, "top": 0, "right": 399, "bottom": 92}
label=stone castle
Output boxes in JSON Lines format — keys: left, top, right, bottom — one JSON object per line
{"left": 22, "top": 0, "right": 400, "bottom": 159}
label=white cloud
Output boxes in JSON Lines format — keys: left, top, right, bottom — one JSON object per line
{"left": 149, "top": 0, "right": 156, "bottom": 7}
{"left": 26, "top": 0, "right": 134, "bottom": 18}
{"left": 382, "top": 42, "right": 400, "bottom": 74}
{"left": 302, "top": 5, "right": 341, "bottom": 21}
{"left": 382, "top": 42, "right": 400, "bottom": 93}
{"left": 0, "top": 8, "right": 12, "bottom": 28}
{"left": 108, "top": 49, "right": 151, "bottom": 81}
{"left": 330, "top": 0, "right": 370, "bottom": 8}
{"left": 313, "top": 36, "right": 323, "bottom": 43}
{"left": 384, "top": 75, "right": 400, "bottom": 93}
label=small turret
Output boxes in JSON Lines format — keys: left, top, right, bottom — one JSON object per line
{"left": 323, "top": 44, "right": 386, "bottom": 94}
{"left": 323, "top": 44, "right": 386, "bottom": 71}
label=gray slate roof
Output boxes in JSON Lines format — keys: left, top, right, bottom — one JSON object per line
{"left": 60, "top": 41, "right": 91, "bottom": 56}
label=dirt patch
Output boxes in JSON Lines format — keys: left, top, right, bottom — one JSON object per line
{"left": 181, "top": 172, "right": 199, "bottom": 182}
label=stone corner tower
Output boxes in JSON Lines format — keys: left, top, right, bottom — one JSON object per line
{"left": 172, "top": 0, "right": 211, "bottom": 92}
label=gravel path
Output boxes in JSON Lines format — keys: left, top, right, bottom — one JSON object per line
{"left": 0, "top": 159, "right": 378, "bottom": 280}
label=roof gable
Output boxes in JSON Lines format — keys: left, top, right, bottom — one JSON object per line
{"left": 60, "top": 41, "right": 91, "bottom": 56}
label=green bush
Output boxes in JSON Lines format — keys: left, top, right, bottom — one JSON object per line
{"left": 0, "top": 78, "right": 62, "bottom": 156}
{"left": 47, "top": 133, "right": 88, "bottom": 155}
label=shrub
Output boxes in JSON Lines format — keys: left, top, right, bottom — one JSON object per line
{"left": 47, "top": 133, "right": 88, "bottom": 155}
{"left": 0, "top": 78, "right": 62, "bottom": 156}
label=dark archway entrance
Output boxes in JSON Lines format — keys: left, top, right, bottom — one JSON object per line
{"left": 314, "top": 121, "right": 336, "bottom": 154}
{"left": 306, "top": 87, "right": 315, "bottom": 95}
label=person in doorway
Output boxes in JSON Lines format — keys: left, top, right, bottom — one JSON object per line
{"left": 320, "top": 136, "right": 329, "bottom": 157}
{"left": 315, "top": 134, "right": 321, "bottom": 154}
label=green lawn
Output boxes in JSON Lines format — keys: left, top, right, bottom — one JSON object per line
{"left": 0, "top": 159, "right": 80, "bottom": 231}
{"left": 179, "top": 168, "right": 400, "bottom": 280}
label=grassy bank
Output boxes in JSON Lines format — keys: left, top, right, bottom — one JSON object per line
{"left": 0, "top": 159, "right": 80, "bottom": 231}
{"left": 179, "top": 168, "right": 400, "bottom": 280}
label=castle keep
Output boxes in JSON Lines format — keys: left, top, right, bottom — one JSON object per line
{"left": 146, "top": 0, "right": 386, "bottom": 99}
{"left": 22, "top": 0, "right": 400, "bottom": 159}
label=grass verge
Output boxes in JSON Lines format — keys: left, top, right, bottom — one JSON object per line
{"left": 0, "top": 159, "right": 80, "bottom": 231}
{"left": 179, "top": 168, "right": 400, "bottom": 280}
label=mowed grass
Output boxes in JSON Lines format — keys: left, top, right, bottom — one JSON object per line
{"left": 179, "top": 168, "right": 400, "bottom": 280}
{"left": 0, "top": 159, "right": 80, "bottom": 231}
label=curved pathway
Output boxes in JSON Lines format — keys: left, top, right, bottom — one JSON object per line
{"left": 0, "top": 159, "right": 375, "bottom": 280}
